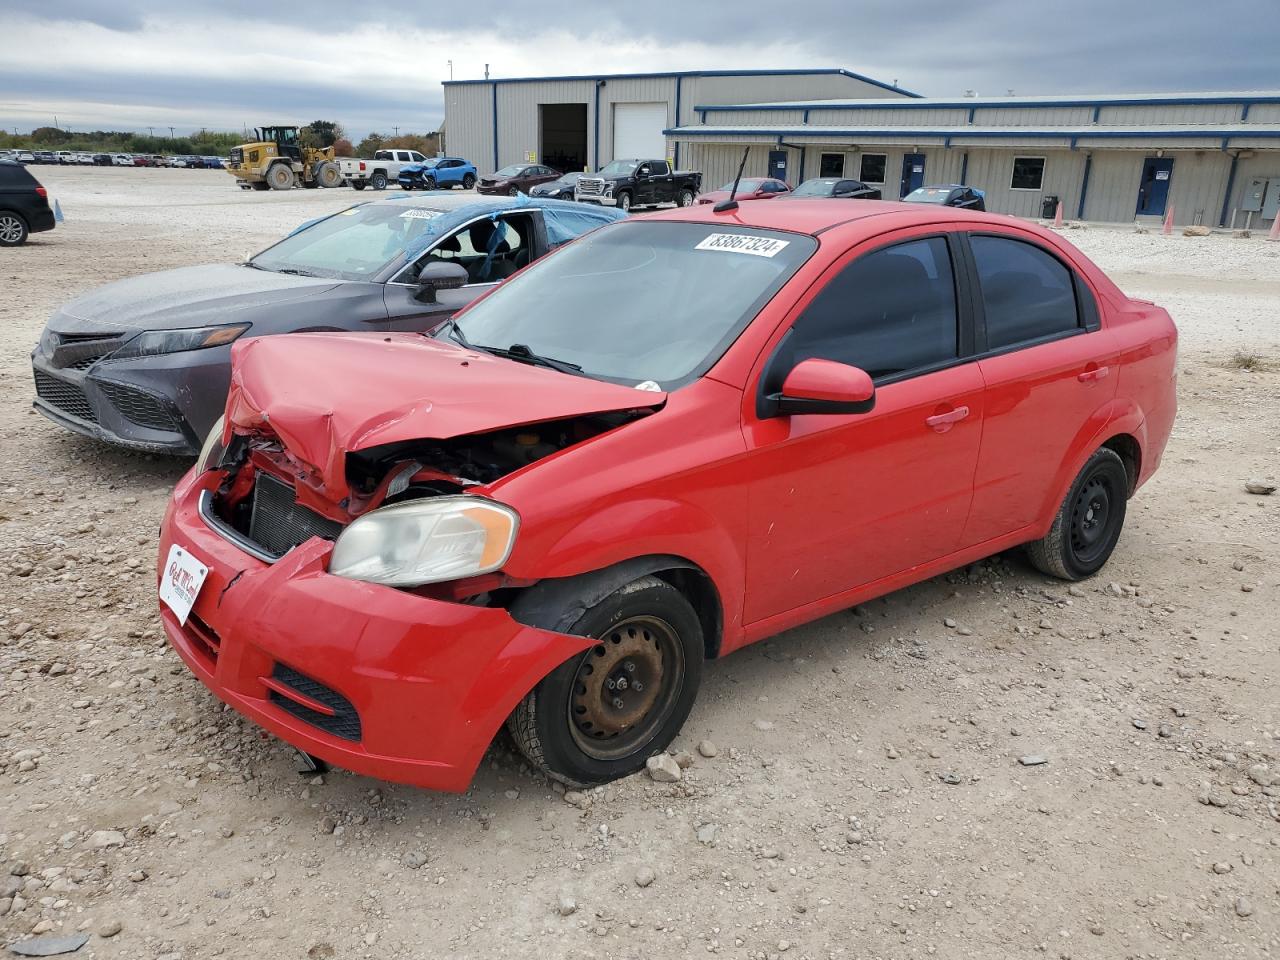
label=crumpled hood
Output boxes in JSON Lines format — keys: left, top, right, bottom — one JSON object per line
{"left": 225, "top": 332, "right": 666, "bottom": 500}
{"left": 48, "top": 264, "right": 342, "bottom": 335}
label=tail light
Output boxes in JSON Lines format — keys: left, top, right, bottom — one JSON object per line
{"left": 35, "top": 186, "right": 47, "bottom": 198}
{"left": 359, "top": 161, "right": 366, "bottom": 172}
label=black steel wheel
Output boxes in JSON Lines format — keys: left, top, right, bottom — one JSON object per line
{"left": 1027, "top": 447, "right": 1129, "bottom": 580}
{"left": 507, "top": 575, "right": 703, "bottom": 786}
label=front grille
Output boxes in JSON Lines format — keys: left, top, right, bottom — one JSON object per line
{"left": 269, "top": 664, "right": 362, "bottom": 742}
{"left": 33, "top": 370, "right": 96, "bottom": 423}
{"left": 184, "top": 612, "right": 221, "bottom": 665}
{"left": 247, "top": 472, "right": 344, "bottom": 557}
{"left": 576, "top": 177, "right": 607, "bottom": 197}
{"left": 50, "top": 333, "right": 124, "bottom": 371}
{"left": 98, "top": 381, "right": 180, "bottom": 432}
{"left": 65, "top": 354, "right": 105, "bottom": 371}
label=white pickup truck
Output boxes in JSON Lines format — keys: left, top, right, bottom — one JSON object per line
{"left": 338, "top": 149, "right": 430, "bottom": 190}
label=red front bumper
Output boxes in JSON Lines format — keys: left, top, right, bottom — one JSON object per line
{"left": 157, "top": 471, "right": 591, "bottom": 792}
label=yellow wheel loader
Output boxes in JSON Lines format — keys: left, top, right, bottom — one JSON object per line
{"left": 226, "top": 126, "right": 343, "bottom": 191}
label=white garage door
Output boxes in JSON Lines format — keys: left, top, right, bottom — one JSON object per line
{"left": 612, "top": 102, "right": 668, "bottom": 161}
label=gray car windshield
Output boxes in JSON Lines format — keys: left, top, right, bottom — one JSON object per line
{"left": 792, "top": 179, "right": 839, "bottom": 196}
{"left": 598, "top": 160, "right": 639, "bottom": 177}
{"left": 444, "top": 221, "right": 816, "bottom": 388}
{"left": 251, "top": 204, "right": 448, "bottom": 280}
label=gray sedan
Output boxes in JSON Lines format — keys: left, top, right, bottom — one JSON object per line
{"left": 31, "top": 194, "right": 625, "bottom": 454}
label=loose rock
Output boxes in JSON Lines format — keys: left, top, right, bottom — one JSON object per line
{"left": 645, "top": 753, "right": 682, "bottom": 783}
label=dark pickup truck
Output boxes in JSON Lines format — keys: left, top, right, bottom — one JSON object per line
{"left": 574, "top": 159, "right": 701, "bottom": 211}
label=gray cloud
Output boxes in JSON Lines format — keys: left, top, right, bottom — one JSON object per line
{"left": 2, "top": 0, "right": 1276, "bottom": 141}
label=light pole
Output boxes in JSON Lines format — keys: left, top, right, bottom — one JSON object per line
{"left": 447, "top": 60, "right": 453, "bottom": 80}
{"left": 148, "top": 127, "right": 154, "bottom": 138}
{"left": 168, "top": 126, "right": 174, "bottom": 140}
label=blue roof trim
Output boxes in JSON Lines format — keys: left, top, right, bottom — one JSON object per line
{"left": 444, "top": 68, "right": 920, "bottom": 97}
{"left": 664, "top": 127, "right": 1280, "bottom": 141}
{"left": 695, "top": 93, "right": 1280, "bottom": 112}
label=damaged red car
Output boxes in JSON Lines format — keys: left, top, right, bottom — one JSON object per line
{"left": 157, "top": 199, "right": 1177, "bottom": 791}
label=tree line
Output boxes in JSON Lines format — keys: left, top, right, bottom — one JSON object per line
{"left": 1, "top": 120, "right": 442, "bottom": 158}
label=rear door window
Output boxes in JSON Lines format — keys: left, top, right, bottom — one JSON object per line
{"left": 970, "top": 235, "right": 1080, "bottom": 349}
{"left": 783, "top": 236, "right": 960, "bottom": 379}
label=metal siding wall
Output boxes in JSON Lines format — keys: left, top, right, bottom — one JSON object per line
{"left": 705, "top": 109, "right": 806, "bottom": 124}
{"left": 1081, "top": 152, "right": 1146, "bottom": 222}
{"left": 1246, "top": 104, "right": 1280, "bottom": 123}
{"left": 495, "top": 79, "right": 597, "bottom": 170}
{"left": 806, "top": 107, "right": 967, "bottom": 126}
{"left": 1163, "top": 152, "right": 1233, "bottom": 226}
{"left": 599, "top": 77, "right": 678, "bottom": 166}
{"left": 961, "top": 149, "right": 1085, "bottom": 218}
{"left": 1098, "top": 103, "right": 1241, "bottom": 124}
{"left": 1225, "top": 154, "right": 1280, "bottom": 227}
{"left": 972, "top": 106, "right": 1093, "bottom": 125}
{"left": 687, "top": 143, "right": 794, "bottom": 189}
{"left": 689, "top": 74, "right": 909, "bottom": 106}
{"left": 444, "top": 83, "right": 494, "bottom": 173}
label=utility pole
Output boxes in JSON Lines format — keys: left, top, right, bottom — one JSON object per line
{"left": 168, "top": 126, "right": 174, "bottom": 140}
{"left": 148, "top": 127, "right": 154, "bottom": 137}
{"left": 447, "top": 60, "right": 453, "bottom": 81}
{"left": 393, "top": 126, "right": 400, "bottom": 137}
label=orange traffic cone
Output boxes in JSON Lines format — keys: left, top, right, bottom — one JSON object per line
{"left": 1162, "top": 204, "right": 1175, "bottom": 235}
{"left": 1269, "top": 213, "right": 1280, "bottom": 242}
{"left": 1054, "top": 201, "right": 1064, "bottom": 229}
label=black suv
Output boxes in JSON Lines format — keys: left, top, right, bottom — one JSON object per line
{"left": 0, "top": 160, "right": 56, "bottom": 246}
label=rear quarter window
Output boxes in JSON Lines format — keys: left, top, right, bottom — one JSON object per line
{"left": 970, "top": 235, "right": 1080, "bottom": 349}
{"left": 0, "top": 163, "right": 36, "bottom": 187}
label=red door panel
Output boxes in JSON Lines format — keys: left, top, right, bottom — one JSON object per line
{"left": 742, "top": 363, "right": 984, "bottom": 625}
{"left": 964, "top": 330, "right": 1119, "bottom": 544}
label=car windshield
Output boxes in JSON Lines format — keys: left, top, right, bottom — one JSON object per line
{"left": 251, "top": 203, "right": 450, "bottom": 280}
{"left": 419, "top": 158, "right": 441, "bottom": 168}
{"left": 555, "top": 173, "right": 582, "bottom": 185}
{"left": 792, "top": 179, "right": 839, "bottom": 196}
{"left": 443, "top": 221, "right": 816, "bottom": 388}
{"left": 598, "top": 160, "right": 639, "bottom": 177}
{"left": 494, "top": 165, "right": 525, "bottom": 177}
{"left": 715, "top": 178, "right": 766, "bottom": 192}
{"left": 905, "top": 187, "right": 953, "bottom": 203}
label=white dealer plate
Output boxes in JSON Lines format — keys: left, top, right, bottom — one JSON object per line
{"left": 159, "top": 544, "right": 209, "bottom": 626}
{"left": 694, "top": 233, "right": 790, "bottom": 258}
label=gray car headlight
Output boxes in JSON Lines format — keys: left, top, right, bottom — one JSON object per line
{"left": 329, "top": 496, "right": 519, "bottom": 587}
{"left": 112, "top": 322, "right": 251, "bottom": 360}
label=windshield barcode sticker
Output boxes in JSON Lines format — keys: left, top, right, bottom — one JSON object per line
{"left": 400, "top": 209, "right": 441, "bottom": 220}
{"left": 695, "top": 233, "right": 790, "bottom": 258}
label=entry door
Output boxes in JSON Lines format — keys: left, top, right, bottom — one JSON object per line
{"left": 1136, "top": 157, "right": 1174, "bottom": 216}
{"left": 768, "top": 150, "right": 788, "bottom": 184}
{"left": 899, "top": 154, "right": 926, "bottom": 197}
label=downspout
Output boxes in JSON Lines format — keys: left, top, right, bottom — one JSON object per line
{"left": 1078, "top": 153, "right": 1093, "bottom": 220}
{"left": 593, "top": 80, "right": 604, "bottom": 171}
{"left": 673, "top": 76, "right": 682, "bottom": 169}
{"left": 799, "top": 145, "right": 806, "bottom": 183}
{"left": 491, "top": 81, "right": 499, "bottom": 171}
{"left": 959, "top": 151, "right": 968, "bottom": 185}
{"left": 1219, "top": 149, "right": 1239, "bottom": 227}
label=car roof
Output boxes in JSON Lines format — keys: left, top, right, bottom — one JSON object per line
{"left": 641, "top": 197, "right": 1016, "bottom": 237}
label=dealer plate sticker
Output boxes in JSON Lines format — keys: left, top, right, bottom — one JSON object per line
{"left": 159, "top": 545, "right": 208, "bottom": 626}
{"left": 695, "top": 233, "right": 790, "bottom": 258}
{"left": 400, "top": 208, "right": 441, "bottom": 220}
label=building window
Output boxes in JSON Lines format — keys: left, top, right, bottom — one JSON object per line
{"left": 1010, "top": 157, "right": 1046, "bottom": 191}
{"left": 859, "top": 153, "right": 887, "bottom": 184}
{"left": 819, "top": 153, "right": 844, "bottom": 177}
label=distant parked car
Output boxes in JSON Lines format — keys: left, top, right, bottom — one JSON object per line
{"left": 112, "top": 154, "right": 133, "bottom": 166}
{"left": 0, "top": 159, "right": 56, "bottom": 246}
{"left": 529, "top": 171, "right": 583, "bottom": 200}
{"left": 398, "top": 157, "right": 478, "bottom": 191}
{"left": 31, "top": 195, "right": 626, "bottom": 452}
{"left": 784, "top": 177, "right": 881, "bottom": 200}
{"left": 477, "top": 163, "right": 561, "bottom": 196}
{"left": 92, "top": 154, "right": 113, "bottom": 166}
{"left": 55, "top": 151, "right": 75, "bottom": 165}
{"left": 16, "top": 152, "right": 35, "bottom": 164}
{"left": 904, "top": 184, "right": 986, "bottom": 211}
{"left": 74, "top": 153, "right": 94, "bottom": 165}
{"left": 202, "top": 156, "right": 225, "bottom": 169}
{"left": 33, "top": 151, "right": 58, "bottom": 165}
{"left": 696, "top": 177, "right": 790, "bottom": 205}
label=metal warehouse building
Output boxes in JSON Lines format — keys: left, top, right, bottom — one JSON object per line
{"left": 444, "top": 69, "right": 1280, "bottom": 228}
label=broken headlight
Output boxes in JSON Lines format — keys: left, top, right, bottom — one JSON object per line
{"left": 112, "top": 323, "right": 251, "bottom": 359}
{"left": 329, "top": 497, "right": 519, "bottom": 587}
{"left": 195, "top": 415, "right": 226, "bottom": 474}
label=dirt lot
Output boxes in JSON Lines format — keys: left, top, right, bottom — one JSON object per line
{"left": 1, "top": 166, "right": 1278, "bottom": 960}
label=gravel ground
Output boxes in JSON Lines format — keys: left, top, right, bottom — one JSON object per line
{"left": 1, "top": 166, "right": 1278, "bottom": 960}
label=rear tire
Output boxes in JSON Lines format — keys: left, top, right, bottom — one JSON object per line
{"left": 462, "top": 173, "right": 476, "bottom": 189}
{"left": 1026, "top": 447, "right": 1129, "bottom": 581}
{"left": 677, "top": 188, "right": 694, "bottom": 207}
{"left": 0, "top": 212, "right": 29, "bottom": 246}
{"left": 266, "top": 164, "right": 295, "bottom": 190}
{"left": 371, "top": 172, "right": 387, "bottom": 190}
{"left": 507, "top": 575, "right": 703, "bottom": 787}
{"left": 351, "top": 182, "right": 366, "bottom": 191}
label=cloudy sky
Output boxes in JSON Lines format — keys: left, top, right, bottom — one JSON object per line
{"left": 1, "top": 1, "right": 1275, "bottom": 140}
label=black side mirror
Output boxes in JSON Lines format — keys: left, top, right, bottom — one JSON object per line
{"left": 415, "top": 261, "right": 468, "bottom": 302}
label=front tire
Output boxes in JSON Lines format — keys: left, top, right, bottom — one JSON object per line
{"left": 424, "top": 176, "right": 437, "bottom": 190}
{"left": 0, "top": 211, "right": 29, "bottom": 246}
{"left": 616, "top": 191, "right": 632, "bottom": 212}
{"left": 1026, "top": 447, "right": 1129, "bottom": 580}
{"left": 371, "top": 172, "right": 387, "bottom": 190}
{"left": 508, "top": 576, "right": 703, "bottom": 787}
{"left": 352, "top": 182, "right": 366, "bottom": 191}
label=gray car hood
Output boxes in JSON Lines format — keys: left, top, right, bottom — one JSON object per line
{"left": 48, "top": 264, "right": 343, "bottom": 335}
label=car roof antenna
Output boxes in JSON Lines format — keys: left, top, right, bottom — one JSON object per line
{"left": 713, "top": 147, "right": 750, "bottom": 213}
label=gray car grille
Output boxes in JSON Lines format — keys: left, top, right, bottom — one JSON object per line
{"left": 33, "top": 371, "right": 97, "bottom": 423}
{"left": 248, "top": 472, "right": 344, "bottom": 558}
{"left": 97, "top": 381, "right": 180, "bottom": 432}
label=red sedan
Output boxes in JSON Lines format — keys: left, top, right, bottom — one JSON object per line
{"left": 697, "top": 177, "right": 791, "bottom": 205}
{"left": 158, "top": 199, "right": 1177, "bottom": 791}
